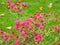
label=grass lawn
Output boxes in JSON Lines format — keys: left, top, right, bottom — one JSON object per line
{"left": 0, "top": 0, "right": 60, "bottom": 45}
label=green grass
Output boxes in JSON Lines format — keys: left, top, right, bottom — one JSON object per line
{"left": 0, "top": 0, "right": 60, "bottom": 45}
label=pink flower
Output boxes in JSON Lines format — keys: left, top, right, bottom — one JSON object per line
{"left": 24, "top": 36, "right": 29, "bottom": 41}
{"left": 26, "top": 17, "right": 32, "bottom": 22}
{"left": 15, "top": 40, "right": 20, "bottom": 45}
{"left": 14, "top": 25, "right": 19, "bottom": 30}
{"left": 33, "top": 32, "right": 42, "bottom": 42}
{"left": 19, "top": 28, "right": 23, "bottom": 32}
{"left": 34, "top": 37, "right": 40, "bottom": 42}
{"left": 40, "top": 25, "right": 44, "bottom": 29}
{"left": 16, "top": 35, "right": 19, "bottom": 39}
{"left": 10, "top": 3, "right": 15, "bottom": 8}
{"left": 37, "top": 14, "right": 44, "bottom": 18}
{"left": 19, "top": 28, "right": 26, "bottom": 32}
{"left": 35, "top": 22, "right": 41, "bottom": 27}
{"left": 9, "top": 32, "right": 14, "bottom": 38}
{"left": 15, "top": 20, "right": 21, "bottom": 25}
{"left": 55, "top": 26, "right": 59, "bottom": 30}
{"left": 34, "top": 15, "right": 37, "bottom": 21}
{"left": 14, "top": 20, "right": 21, "bottom": 30}
{"left": 13, "top": 5, "right": 18, "bottom": 10}
{"left": 21, "top": 21, "right": 25, "bottom": 25}
{"left": 20, "top": 30, "right": 27, "bottom": 36}
{"left": 7, "top": 0, "right": 10, "bottom": 3}
{"left": 25, "top": 23, "right": 29, "bottom": 28}
{"left": 51, "top": 25, "right": 59, "bottom": 30}
{"left": 51, "top": 25, "right": 55, "bottom": 29}
{"left": 2, "top": 34, "right": 9, "bottom": 40}
{"left": 29, "top": 25, "right": 33, "bottom": 30}
{"left": 24, "top": 21, "right": 30, "bottom": 28}
{"left": 21, "top": 2, "right": 27, "bottom": 7}
{"left": 34, "top": 11, "right": 40, "bottom": 15}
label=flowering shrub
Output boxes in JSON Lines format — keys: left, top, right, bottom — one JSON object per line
{"left": 0, "top": 10, "right": 59, "bottom": 45}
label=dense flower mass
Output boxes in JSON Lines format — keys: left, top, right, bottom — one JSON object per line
{"left": 0, "top": 10, "right": 59, "bottom": 45}
{"left": 13, "top": 11, "right": 58, "bottom": 44}
{"left": 6, "top": 0, "right": 27, "bottom": 12}
{"left": 0, "top": 0, "right": 59, "bottom": 45}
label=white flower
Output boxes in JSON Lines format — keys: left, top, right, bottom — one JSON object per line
{"left": 0, "top": 14, "right": 4, "bottom": 17}
{"left": 40, "top": 7, "right": 43, "bottom": 10}
{"left": 7, "top": 26, "right": 12, "bottom": 30}
{"left": 1, "top": 14, "right": 4, "bottom": 15}
{"left": 48, "top": 3, "right": 53, "bottom": 8}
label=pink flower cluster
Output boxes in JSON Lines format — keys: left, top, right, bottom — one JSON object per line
{"left": 33, "top": 32, "right": 42, "bottom": 42}
{"left": 0, "top": 10, "right": 59, "bottom": 45}
{"left": 14, "top": 11, "right": 47, "bottom": 30}
{"left": 14, "top": 11, "right": 59, "bottom": 44}
{"left": 0, "top": 28, "right": 42, "bottom": 45}
{"left": 0, "top": 29, "right": 25, "bottom": 45}
{"left": 51, "top": 24, "right": 60, "bottom": 30}
{"left": 14, "top": 11, "right": 49, "bottom": 43}
{"left": 6, "top": 0, "right": 27, "bottom": 12}
{"left": 14, "top": 17, "right": 32, "bottom": 30}
{"left": 0, "top": 29, "right": 14, "bottom": 40}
